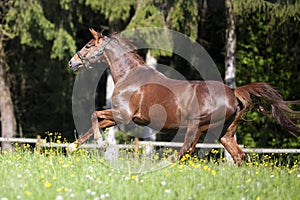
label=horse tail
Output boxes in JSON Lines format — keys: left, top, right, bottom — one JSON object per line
{"left": 234, "top": 82, "right": 300, "bottom": 136}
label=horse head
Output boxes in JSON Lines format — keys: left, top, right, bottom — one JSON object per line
{"left": 69, "top": 28, "right": 111, "bottom": 71}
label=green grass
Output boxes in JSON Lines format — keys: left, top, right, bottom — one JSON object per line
{"left": 0, "top": 146, "right": 299, "bottom": 200}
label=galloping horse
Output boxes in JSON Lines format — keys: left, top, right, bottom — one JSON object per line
{"left": 68, "top": 29, "right": 299, "bottom": 165}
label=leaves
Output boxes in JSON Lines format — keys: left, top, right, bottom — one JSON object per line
{"left": 4, "top": 0, "right": 56, "bottom": 47}
{"left": 51, "top": 28, "right": 76, "bottom": 60}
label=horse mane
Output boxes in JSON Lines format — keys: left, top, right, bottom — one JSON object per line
{"left": 105, "top": 32, "right": 146, "bottom": 65}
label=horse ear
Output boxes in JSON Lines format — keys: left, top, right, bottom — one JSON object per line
{"left": 89, "top": 28, "right": 99, "bottom": 41}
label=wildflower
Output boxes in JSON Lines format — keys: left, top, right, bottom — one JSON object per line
{"left": 161, "top": 181, "right": 166, "bottom": 186}
{"left": 194, "top": 164, "right": 201, "bottom": 169}
{"left": 44, "top": 181, "right": 52, "bottom": 188}
{"left": 88, "top": 166, "right": 94, "bottom": 172}
{"left": 211, "top": 170, "right": 216, "bottom": 175}
{"left": 131, "top": 175, "right": 136, "bottom": 180}
{"left": 99, "top": 193, "right": 110, "bottom": 199}
{"left": 25, "top": 191, "right": 32, "bottom": 196}
{"left": 56, "top": 195, "right": 63, "bottom": 200}
{"left": 297, "top": 174, "right": 300, "bottom": 178}
{"left": 86, "top": 189, "right": 92, "bottom": 194}
{"left": 164, "top": 189, "right": 171, "bottom": 193}
{"left": 70, "top": 194, "right": 75, "bottom": 198}
{"left": 211, "top": 149, "right": 218, "bottom": 154}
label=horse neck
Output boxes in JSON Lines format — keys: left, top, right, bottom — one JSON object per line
{"left": 104, "top": 42, "right": 145, "bottom": 83}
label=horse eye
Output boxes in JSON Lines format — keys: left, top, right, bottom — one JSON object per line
{"left": 85, "top": 43, "right": 95, "bottom": 49}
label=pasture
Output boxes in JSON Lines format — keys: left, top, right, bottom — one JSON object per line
{"left": 0, "top": 143, "right": 299, "bottom": 200}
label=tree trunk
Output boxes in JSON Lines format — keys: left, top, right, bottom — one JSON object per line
{"left": 224, "top": 0, "right": 237, "bottom": 161}
{"left": 0, "top": 27, "right": 16, "bottom": 152}
{"left": 225, "top": 0, "right": 236, "bottom": 89}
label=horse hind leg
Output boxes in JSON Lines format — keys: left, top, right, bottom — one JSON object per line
{"left": 178, "top": 120, "right": 204, "bottom": 159}
{"left": 219, "top": 110, "right": 245, "bottom": 165}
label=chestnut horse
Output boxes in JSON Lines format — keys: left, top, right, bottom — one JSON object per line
{"left": 68, "top": 29, "right": 299, "bottom": 165}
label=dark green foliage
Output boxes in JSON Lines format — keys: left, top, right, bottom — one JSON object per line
{"left": 235, "top": 1, "right": 300, "bottom": 148}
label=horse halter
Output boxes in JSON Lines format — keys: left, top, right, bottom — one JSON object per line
{"left": 76, "top": 37, "right": 112, "bottom": 69}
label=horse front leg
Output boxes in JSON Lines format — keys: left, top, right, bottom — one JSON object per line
{"left": 68, "top": 109, "right": 118, "bottom": 152}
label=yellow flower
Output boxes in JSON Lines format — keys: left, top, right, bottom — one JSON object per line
{"left": 194, "top": 164, "right": 201, "bottom": 169}
{"left": 211, "top": 149, "right": 218, "bottom": 154}
{"left": 44, "top": 181, "right": 52, "bottom": 188}
{"left": 211, "top": 170, "right": 216, "bottom": 175}
{"left": 25, "top": 191, "right": 32, "bottom": 195}
{"left": 203, "top": 165, "right": 209, "bottom": 171}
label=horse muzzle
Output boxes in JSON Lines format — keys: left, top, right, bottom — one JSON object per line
{"left": 69, "top": 60, "right": 83, "bottom": 71}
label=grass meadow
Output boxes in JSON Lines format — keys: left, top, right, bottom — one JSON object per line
{"left": 0, "top": 143, "right": 299, "bottom": 200}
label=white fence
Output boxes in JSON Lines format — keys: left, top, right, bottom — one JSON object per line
{"left": 1, "top": 137, "right": 299, "bottom": 154}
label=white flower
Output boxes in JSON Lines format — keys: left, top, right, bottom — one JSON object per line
{"left": 164, "top": 189, "right": 171, "bottom": 194}
{"left": 56, "top": 195, "right": 63, "bottom": 200}
{"left": 297, "top": 174, "right": 300, "bottom": 178}
{"left": 86, "top": 189, "right": 92, "bottom": 194}
{"left": 161, "top": 181, "right": 166, "bottom": 186}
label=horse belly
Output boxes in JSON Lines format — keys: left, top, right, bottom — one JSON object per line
{"left": 130, "top": 84, "right": 183, "bottom": 131}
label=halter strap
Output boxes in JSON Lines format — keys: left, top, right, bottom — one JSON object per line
{"left": 77, "top": 37, "right": 112, "bottom": 69}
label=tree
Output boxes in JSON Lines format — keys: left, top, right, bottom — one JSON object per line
{"left": 0, "top": 1, "right": 17, "bottom": 151}
{"left": 3, "top": 0, "right": 77, "bottom": 136}
{"left": 225, "top": 0, "right": 236, "bottom": 89}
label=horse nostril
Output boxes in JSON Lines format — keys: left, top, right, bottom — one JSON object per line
{"left": 69, "top": 61, "right": 72, "bottom": 66}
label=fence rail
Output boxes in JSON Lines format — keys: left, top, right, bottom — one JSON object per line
{"left": 0, "top": 137, "right": 299, "bottom": 154}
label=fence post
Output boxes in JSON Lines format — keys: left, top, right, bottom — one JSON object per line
{"left": 134, "top": 137, "right": 139, "bottom": 160}
{"left": 36, "top": 135, "right": 41, "bottom": 154}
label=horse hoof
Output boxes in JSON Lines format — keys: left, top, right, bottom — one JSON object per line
{"left": 68, "top": 143, "right": 79, "bottom": 152}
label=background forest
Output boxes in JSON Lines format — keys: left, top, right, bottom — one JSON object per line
{"left": 0, "top": 0, "right": 299, "bottom": 150}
